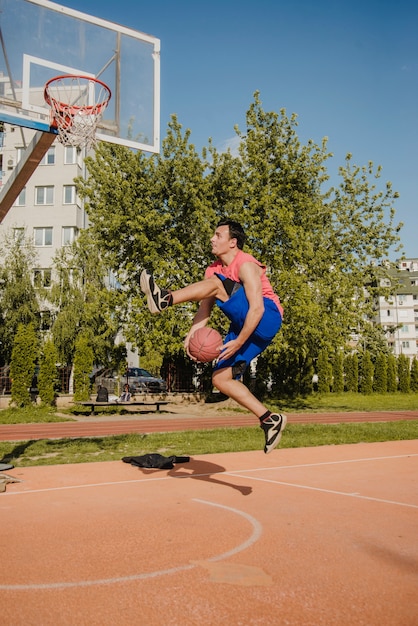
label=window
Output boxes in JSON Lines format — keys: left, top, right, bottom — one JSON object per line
{"left": 401, "top": 341, "right": 410, "bottom": 349}
{"left": 34, "top": 227, "right": 53, "bottom": 246}
{"left": 398, "top": 294, "right": 407, "bottom": 305}
{"left": 40, "top": 147, "right": 55, "bottom": 165}
{"left": 34, "top": 269, "right": 52, "bottom": 288}
{"left": 40, "top": 310, "right": 52, "bottom": 331}
{"left": 15, "top": 188, "right": 26, "bottom": 206}
{"left": 35, "top": 186, "right": 54, "bottom": 205}
{"left": 401, "top": 325, "right": 409, "bottom": 333}
{"left": 64, "top": 146, "right": 77, "bottom": 164}
{"left": 13, "top": 228, "right": 25, "bottom": 243}
{"left": 16, "top": 147, "right": 25, "bottom": 163}
{"left": 63, "top": 185, "right": 76, "bottom": 204}
{"left": 62, "top": 226, "right": 78, "bottom": 245}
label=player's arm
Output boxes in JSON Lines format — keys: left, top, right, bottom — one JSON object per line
{"left": 219, "top": 262, "right": 264, "bottom": 361}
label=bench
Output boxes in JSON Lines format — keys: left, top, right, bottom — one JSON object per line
{"left": 77, "top": 401, "right": 168, "bottom": 415}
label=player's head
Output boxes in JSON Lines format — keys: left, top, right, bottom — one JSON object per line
{"left": 216, "top": 219, "right": 246, "bottom": 250}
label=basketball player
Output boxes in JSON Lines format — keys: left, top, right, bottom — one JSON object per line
{"left": 140, "top": 219, "right": 286, "bottom": 453}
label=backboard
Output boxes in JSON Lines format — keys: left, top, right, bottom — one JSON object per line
{"left": 0, "top": 0, "right": 161, "bottom": 153}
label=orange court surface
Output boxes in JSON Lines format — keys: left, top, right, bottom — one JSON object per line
{"left": 1, "top": 438, "right": 417, "bottom": 625}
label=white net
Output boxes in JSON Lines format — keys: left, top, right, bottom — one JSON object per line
{"left": 44, "top": 76, "right": 111, "bottom": 149}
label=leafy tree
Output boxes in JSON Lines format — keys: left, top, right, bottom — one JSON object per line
{"left": 387, "top": 353, "right": 397, "bottom": 392}
{"left": 359, "top": 351, "right": 373, "bottom": 394}
{"left": 373, "top": 352, "right": 387, "bottom": 393}
{"left": 10, "top": 323, "right": 39, "bottom": 407}
{"left": 410, "top": 357, "right": 418, "bottom": 393}
{"left": 0, "top": 232, "right": 40, "bottom": 364}
{"left": 73, "top": 334, "right": 94, "bottom": 402}
{"left": 76, "top": 121, "right": 219, "bottom": 371}
{"left": 47, "top": 232, "right": 119, "bottom": 369}
{"left": 38, "top": 339, "right": 59, "bottom": 405}
{"left": 397, "top": 354, "right": 410, "bottom": 393}
{"left": 76, "top": 93, "right": 402, "bottom": 393}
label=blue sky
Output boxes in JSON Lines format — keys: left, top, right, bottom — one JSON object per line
{"left": 64, "top": 0, "right": 417, "bottom": 259}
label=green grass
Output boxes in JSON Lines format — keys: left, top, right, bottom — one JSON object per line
{"left": 264, "top": 392, "right": 418, "bottom": 413}
{"left": 0, "top": 404, "right": 74, "bottom": 424}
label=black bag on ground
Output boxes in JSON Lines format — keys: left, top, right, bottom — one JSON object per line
{"left": 122, "top": 453, "right": 190, "bottom": 470}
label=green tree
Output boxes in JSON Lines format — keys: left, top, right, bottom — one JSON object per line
{"left": 76, "top": 94, "right": 402, "bottom": 392}
{"left": 359, "top": 351, "right": 374, "bottom": 394}
{"left": 397, "top": 354, "right": 410, "bottom": 393}
{"left": 410, "top": 357, "right": 418, "bottom": 393}
{"left": 317, "top": 350, "right": 332, "bottom": 393}
{"left": 387, "top": 353, "right": 397, "bottom": 392}
{"left": 48, "top": 232, "right": 119, "bottom": 370}
{"left": 344, "top": 353, "right": 358, "bottom": 392}
{"left": 73, "top": 334, "right": 94, "bottom": 402}
{"left": 10, "top": 323, "right": 39, "bottom": 407}
{"left": 332, "top": 351, "right": 344, "bottom": 393}
{"left": 38, "top": 339, "right": 59, "bottom": 405}
{"left": 373, "top": 352, "right": 388, "bottom": 393}
{"left": 0, "top": 232, "right": 40, "bottom": 364}
{"left": 77, "top": 120, "right": 218, "bottom": 370}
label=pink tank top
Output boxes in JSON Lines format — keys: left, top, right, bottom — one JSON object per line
{"left": 205, "top": 250, "right": 283, "bottom": 317}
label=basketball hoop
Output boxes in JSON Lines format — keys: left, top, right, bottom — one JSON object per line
{"left": 44, "top": 75, "right": 111, "bottom": 149}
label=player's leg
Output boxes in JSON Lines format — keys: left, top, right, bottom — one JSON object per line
{"left": 212, "top": 366, "right": 266, "bottom": 415}
{"left": 212, "top": 366, "right": 287, "bottom": 454}
{"left": 140, "top": 270, "right": 228, "bottom": 314}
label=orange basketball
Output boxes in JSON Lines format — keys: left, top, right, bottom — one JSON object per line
{"left": 188, "top": 327, "right": 223, "bottom": 363}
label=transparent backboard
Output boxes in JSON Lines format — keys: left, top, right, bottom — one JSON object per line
{"left": 0, "top": 0, "right": 160, "bottom": 152}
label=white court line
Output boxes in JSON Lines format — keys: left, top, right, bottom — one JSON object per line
{"left": 229, "top": 452, "right": 418, "bottom": 474}
{"left": 225, "top": 473, "right": 418, "bottom": 509}
{"left": 2, "top": 452, "right": 417, "bottom": 497}
{"left": 0, "top": 499, "right": 262, "bottom": 591}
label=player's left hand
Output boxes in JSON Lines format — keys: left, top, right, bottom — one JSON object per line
{"left": 218, "top": 339, "right": 240, "bottom": 361}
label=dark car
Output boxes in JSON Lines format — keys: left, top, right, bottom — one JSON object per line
{"left": 123, "top": 367, "right": 167, "bottom": 393}
{"left": 94, "top": 367, "right": 167, "bottom": 394}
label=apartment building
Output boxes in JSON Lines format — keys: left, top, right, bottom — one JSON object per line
{"left": 373, "top": 258, "right": 418, "bottom": 361}
{"left": 0, "top": 123, "right": 86, "bottom": 273}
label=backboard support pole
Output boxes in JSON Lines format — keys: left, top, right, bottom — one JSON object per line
{"left": 0, "top": 130, "right": 56, "bottom": 222}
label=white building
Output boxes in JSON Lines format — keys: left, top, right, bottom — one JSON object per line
{"left": 0, "top": 123, "right": 86, "bottom": 272}
{"left": 374, "top": 258, "right": 418, "bottom": 361}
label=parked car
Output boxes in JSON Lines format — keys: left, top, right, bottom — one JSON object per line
{"left": 94, "top": 367, "right": 167, "bottom": 395}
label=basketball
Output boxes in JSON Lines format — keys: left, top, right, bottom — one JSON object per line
{"left": 188, "top": 327, "right": 223, "bottom": 363}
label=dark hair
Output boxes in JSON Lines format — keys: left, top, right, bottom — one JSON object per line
{"left": 217, "top": 219, "right": 246, "bottom": 250}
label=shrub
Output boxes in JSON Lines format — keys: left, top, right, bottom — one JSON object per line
{"left": 387, "top": 354, "right": 397, "bottom": 392}
{"left": 73, "top": 334, "right": 94, "bottom": 402}
{"left": 397, "top": 354, "right": 411, "bottom": 393}
{"left": 38, "top": 340, "right": 59, "bottom": 405}
{"left": 373, "top": 352, "right": 387, "bottom": 393}
{"left": 10, "top": 323, "right": 39, "bottom": 407}
{"left": 359, "top": 351, "right": 373, "bottom": 395}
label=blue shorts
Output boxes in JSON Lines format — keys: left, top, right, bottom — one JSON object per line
{"left": 213, "top": 276, "right": 282, "bottom": 378}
